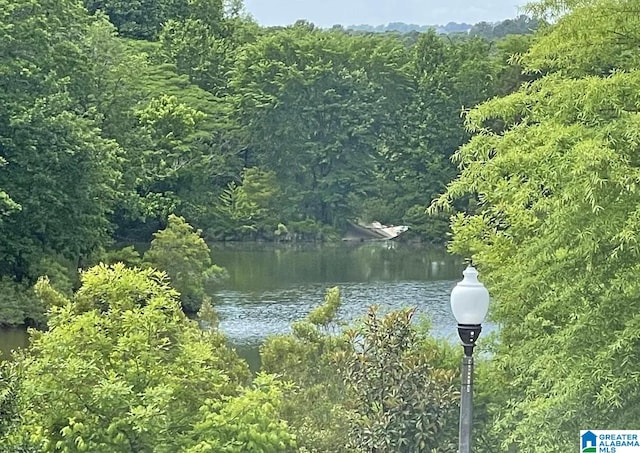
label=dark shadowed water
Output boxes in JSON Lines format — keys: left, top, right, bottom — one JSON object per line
{"left": 0, "top": 326, "right": 29, "bottom": 359}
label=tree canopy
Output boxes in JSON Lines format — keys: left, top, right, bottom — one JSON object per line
{"left": 0, "top": 0, "right": 537, "bottom": 326}
{"left": 434, "top": 0, "right": 640, "bottom": 449}
{"left": 7, "top": 0, "right": 638, "bottom": 450}
{"left": 3, "top": 264, "right": 295, "bottom": 452}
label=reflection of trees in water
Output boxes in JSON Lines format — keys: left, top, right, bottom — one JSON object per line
{"left": 214, "top": 278, "right": 476, "bottom": 349}
{"left": 349, "top": 243, "right": 460, "bottom": 282}
{"left": 211, "top": 243, "right": 461, "bottom": 292}
{"left": 208, "top": 243, "right": 471, "bottom": 349}
{"left": 0, "top": 327, "right": 30, "bottom": 359}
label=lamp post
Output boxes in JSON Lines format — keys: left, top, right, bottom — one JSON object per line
{"left": 450, "top": 265, "right": 490, "bottom": 453}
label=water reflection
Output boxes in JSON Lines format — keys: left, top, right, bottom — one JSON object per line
{"left": 211, "top": 242, "right": 460, "bottom": 291}
{"left": 1, "top": 243, "right": 497, "bottom": 366}
{"left": 215, "top": 280, "right": 459, "bottom": 346}
{"left": 0, "top": 326, "right": 29, "bottom": 360}
{"left": 211, "top": 242, "right": 471, "bottom": 346}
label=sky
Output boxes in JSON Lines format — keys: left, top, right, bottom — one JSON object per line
{"left": 242, "top": 0, "right": 526, "bottom": 28}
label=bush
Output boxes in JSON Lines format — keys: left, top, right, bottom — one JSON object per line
{"left": 3, "top": 264, "right": 296, "bottom": 452}
{"left": 143, "top": 214, "right": 227, "bottom": 313}
{"left": 337, "top": 307, "right": 459, "bottom": 453}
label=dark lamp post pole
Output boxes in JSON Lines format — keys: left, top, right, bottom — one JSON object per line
{"left": 450, "top": 266, "right": 490, "bottom": 453}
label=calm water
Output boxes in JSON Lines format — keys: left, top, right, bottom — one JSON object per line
{"left": 1, "top": 242, "right": 482, "bottom": 361}
{"left": 0, "top": 326, "right": 29, "bottom": 359}
{"left": 211, "top": 242, "right": 464, "bottom": 344}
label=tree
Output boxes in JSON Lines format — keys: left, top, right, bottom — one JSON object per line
{"left": 0, "top": 279, "right": 45, "bottom": 327}
{"left": 433, "top": 0, "right": 640, "bottom": 449}
{"left": 83, "top": 0, "right": 224, "bottom": 40}
{"left": 186, "top": 373, "right": 297, "bottom": 453}
{"left": 261, "top": 287, "right": 351, "bottom": 452}
{"left": 0, "top": 0, "right": 123, "bottom": 287}
{"left": 100, "top": 39, "right": 243, "bottom": 242}
{"left": 160, "top": 18, "right": 231, "bottom": 94}
{"left": 0, "top": 95, "right": 121, "bottom": 278}
{"left": 0, "top": 160, "right": 19, "bottom": 222}
{"left": 493, "top": 34, "right": 537, "bottom": 97}
{"left": 261, "top": 288, "right": 461, "bottom": 453}
{"left": 3, "top": 264, "right": 295, "bottom": 452}
{"left": 230, "top": 26, "right": 412, "bottom": 227}
{"left": 368, "top": 32, "right": 497, "bottom": 240}
{"left": 215, "top": 167, "right": 283, "bottom": 239}
{"left": 143, "top": 215, "right": 226, "bottom": 313}
{"left": 337, "top": 308, "right": 459, "bottom": 453}
{"left": 134, "top": 94, "right": 208, "bottom": 205}
{"left": 469, "top": 15, "right": 541, "bottom": 40}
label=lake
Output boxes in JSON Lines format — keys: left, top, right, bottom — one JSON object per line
{"left": 0, "top": 242, "right": 477, "bottom": 362}
{"left": 212, "top": 242, "right": 464, "bottom": 343}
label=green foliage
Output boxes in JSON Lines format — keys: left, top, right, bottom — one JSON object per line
{"left": 143, "top": 215, "right": 226, "bottom": 313}
{"left": 186, "top": 374, "right": 297, "bottom": 452}
{"left": 0, "top": 170, "right": 19, "bottom": 221}
{"left": 138, "top": 95, "right": 207, "bottom": 144}
{"left": 134, "top": 93, "right": 209, "bottom": 201}
{"left": 0, "top": 0, "right": 123, "bottom": 284}
{"left": 131, "top": 94, "right": 217, "bottom": 222}
{"left": 70, "top": 263, "right": 180, "bottom": 314}
{"left": 0, "top": 279, "right": 45, "bottom": 327}
{"left": 160, "top": 18, "right": 230, "bottom": 94}
{"left": 262, "top": 288, "right": 460, "bottom": 453}
{"left": 368, "top": 31, "right": 500, "bottom": 234}
{"left": 492, "top": 33, "right": 538, "bottom": 97}
{"left": 285, "top": 219, "right": 340, "bottom": 242}
{"left": 215, "top": 168, "right": 283, "bottom": 240}
{"left": 413, "top": 316, "right": 464, "bottom": 376}
{"left": 401, "top": 205, "right": 451, "bottom": 243}
{"left": 1, "top": 94, "right": 121, "bottom": 265}
{"left": 337, "top": 307, "right": 459, "bottom": 452}
{"left": 469, "top": 15, "right": 542, "bottom": 40}
{"left": 1, "top": 264, "right": 300, "bottom": 452}
{"left": 106, "top": 40, "right": 242, "bottom": 238}
{"left": 433, "top": 0, "right": 640, "bottom": 449}
{"left": 99, "top": 245, "right": 144, "bottom": 268}
{"left": 159, "top": 5, "right": 262, "bottom": 94}
{"left": 230, "top": 27, "right": 413, "bottom": 226}
{"left": 261, "top": 287, "right": 351, "bottom": 452}
{"left": 28, "top": 256, "right": 77, "bottom": 296}
{"left": 0, "top": 0, "right": 539, "bottom": 328}
{"left": 84, "top": 0, "right": 224, "bottom": 40}
{"left": 197, "top": 297, "right": 219, "bottom": 329}
{"left": 524, "top": 0, "right": 640, "bottom": 76}
{"left": 306, "top": 286, "right": 341, "bottom": 326}
{"left": 0, "top": 360, "right": 20, "bottom": 442}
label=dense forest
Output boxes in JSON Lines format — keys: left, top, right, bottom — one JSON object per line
{"left": 0, "top": 0, "right": 535, "bottom": 325}
{"left": 2, "top": 0, "right": 638, "bottom": 451}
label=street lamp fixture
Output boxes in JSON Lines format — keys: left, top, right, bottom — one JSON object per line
{"left": 450, "top": 265, "right": 490, "bottom": 453}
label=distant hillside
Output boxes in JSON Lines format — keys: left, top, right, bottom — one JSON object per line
{"left": 345, "top": 15, "right": 541, "bottom": 38}
{"left": 346, "top": 21, "right": 472, "bottom": 34}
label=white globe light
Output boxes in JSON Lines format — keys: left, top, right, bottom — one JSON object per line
{"left": 450, "top": 265, "right": 490, "bottom": 325}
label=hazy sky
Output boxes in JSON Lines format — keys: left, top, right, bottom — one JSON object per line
{"left": 242, "top": 0, "right": 526, "bottom": 28}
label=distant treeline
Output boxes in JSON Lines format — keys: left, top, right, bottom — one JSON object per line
{"left": 344, "top": 14, "right": 542, "bottom": 39}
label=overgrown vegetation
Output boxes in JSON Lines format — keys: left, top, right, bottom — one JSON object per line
{"left": 433, "top": 0, "right": 640, "bottom": 449}
{"left": 2, "top": 0, "right": 636, "bottom": 451}
{"left": 0, "top": 0, "right": 533, "bottom": 325}
{"left": 1, "top": 268, "right": 461, "bottom": 452}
